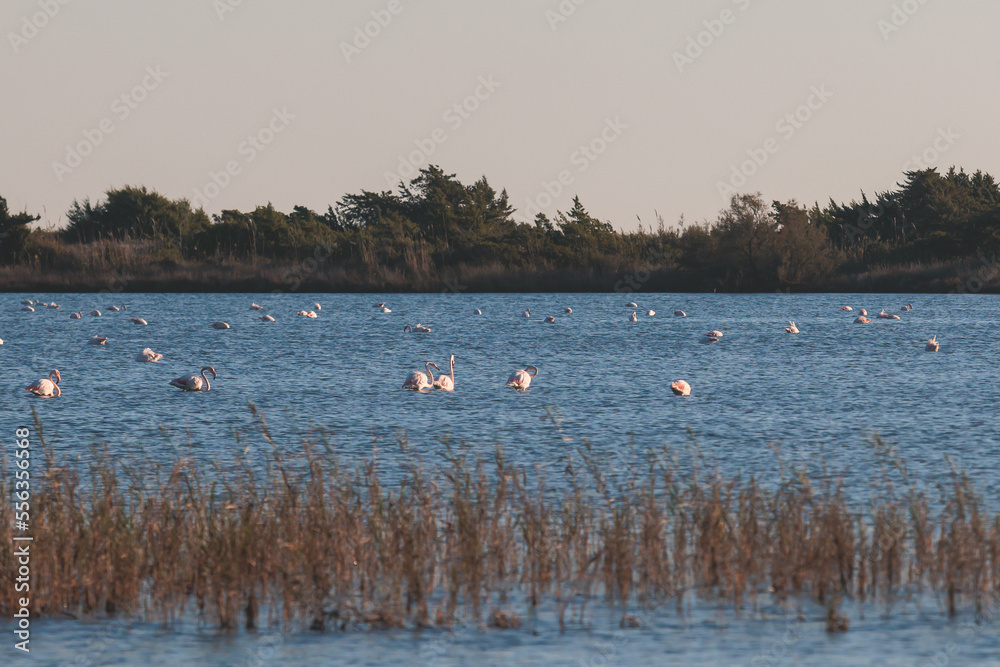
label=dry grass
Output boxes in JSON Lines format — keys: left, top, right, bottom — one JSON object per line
{"left": 1, "top": 409, "right": 998, "bottom": 633}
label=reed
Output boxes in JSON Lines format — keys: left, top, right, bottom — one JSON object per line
{"left": 2, "top": 410, "right": 999, "bottom": 633}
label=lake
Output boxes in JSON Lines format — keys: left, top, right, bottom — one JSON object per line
{"left": 2, "top": 291, "right": 999, "bottom": 665}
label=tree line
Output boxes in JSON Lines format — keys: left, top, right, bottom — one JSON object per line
{"left": 2, "top": 165, "right": 999, "bottom": 291}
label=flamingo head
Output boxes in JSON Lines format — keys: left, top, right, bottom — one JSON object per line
{"left": 202, "top": 366, "right": 218, "bottom": 380}
{"left": 525, "top": 365, "right": 538, "bottom": 377}
{"left": 51, "top": 370, "right": 62, "bottom": 384}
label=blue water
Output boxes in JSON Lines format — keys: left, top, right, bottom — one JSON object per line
{"left": 2, "top": 292, "right": 999, "bottom": 665}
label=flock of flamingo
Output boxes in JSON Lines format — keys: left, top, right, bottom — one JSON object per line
{"left": 11, "top": 297, "right": 936, "bottom": 400}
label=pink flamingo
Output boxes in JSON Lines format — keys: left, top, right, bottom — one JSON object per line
{"left": 260, "top": 315, "right": 275, "bottom": 322}
{"left": 434, "top": 355, "right": 456, "bottom": 392}
{"left": 211, "top": 321, "right": 231, "bottom": 329}
{"left": 506, "top": 365, "right": 538, "bottom": 392}
{"left": 854, "top": 316, "right": 871, "bottom": 324}
{"left": 26, "top": 370, "right": 61, "bottom": 397}
{"left": 403, "top": 362, "right": 439, "bottom": 391}
{"left": 90, "top": 336, "right": 109, "bottom": 345}
{"left": 130, "top": 317, "right": 147, "bottom": 325}
{"left": 169, "top": 367, "right": 217, "bottom": 392}
{"left": 926, "top": 336, "right": 939, "bottom": 352}
{"left": 136, "top": 348, "right": 163, "bottom": 362}
{"left": 670, "top": 380, "right": 691, "bottom": 396}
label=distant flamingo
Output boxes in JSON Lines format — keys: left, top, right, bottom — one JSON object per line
{"left": 670, "top": 380, "right": 691, "bottom": 396}
{"left": 21, "top": 306, "right": 34, "bottom": 312}
{"left": 47, "top": 303, "right": 60, "bottom": 309}
{"left": 107, "top": 305, "right": 120, "bottom": 312}
{"left": 260, "top": 315, "right": 275, "bottom": 322}
{"left": 840, "top": 306, "right": 853, "bottom": 311}
{"left": 170, "top": 367, "right": 217, "bottom": 392}
{"left": 674, "top": 310, "right": 686, "bottom": 317}
{"left": 785, "top": 321, "right": 799, "bottom": 334}
{"left": 135, "top": 348, "right": 163, "bottom": 362}
{"left": 69, "top": 312, "right": 82, "bottom": 319}
{"left": 403, "top": 362, "right": 439, "bottom": 391}
{"left": 902, "top": 304, "right": 913, "bottom": 312}
{"left": 705, "top": 330, "right": 723, "bottom": 338}
{"left": 250, "top": 303, "right": 264, "bottom": 310}
{"left": 877, "top": 310, "right": 901, "bottom": 320}
{"left": 473, "top": 308, "right": 483, "bottom": 315}
{"left": 90, "top": 336, "right": 109, "bottom": 345}
{"left": 626, "top": 302, "right": 638, "bottom": 308}
{"left": 26, "top": 370, "right": 61, "bottom": 397}
{"left": 545, "top": 316, "right": 555, "bottom": 323}
{"left": 565, "top": 307, "right": 573, "bottom": 313}
{"left": 90, "top": 310, "right": 101, "bottom": 317}
{"left": 647, "top": 310, "right": 656, "bottom": 317}
{"left": 926, "top": 336, "right": 939, "bottom": 352}
{"left": 130, "top": 317, "right": 147, "bottom": 325}
{"left": 404, "top": 324, "right": 432, "bottom": 333}
{"left": 434, "top": 355, "right": 456, "bottom": 392}
{"left": 380, "top": 307, "right": 392, "bottom": 313}
{"left": 211, "top": 322, "right": 231, "bottom": 329}
{"left": 296, "top": 311, "right": 318, "bottom": 318}
{"left": 854, "top": 316, "right": 871, "bottom": 324}
{"left": 375, "top": 302, "right": 387, "bottom": 308}
{"left": 21, "top": 300, "right": 34, "bottom": 306}
{"left": 523, "top": 309, "right": 530, "bottom": 318}
{"left": 506, "top": 365, "right": 538, "bottom": 392}
{"left": 859, "top": 309, "right": 868, "bottom": 316}
{"left": 0, "top": 338, "right": 4, "bottom": 345}
{"left": 629, "top": 312, "right": 638, "bottom": 322}
{"left": 313, "top": 303, "right": 322, "bottom": 311}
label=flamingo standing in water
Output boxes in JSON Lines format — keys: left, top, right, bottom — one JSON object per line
{"left": 69, "top": 312, "right": 82, "bottom": 319}
{"left": 21, "top": 306, "right": 34, "bottom": 312}
{"left": 136, "top": 348, "right": 163, "bottom": 362}
{"left": 854, "top": 316, "right": 871, "bottom": 324}
{"left": 90, "top": 310, "right": 101, "bottom": 317}
{"left": 565, "top": 307, "right": 573, "bottom": 313}
{"left": 626, "top": 302, "right": 638, "bottom": 308}
{"left": 544, "top": 316, "right": 556, "bottom": 323}
{"left": 130, "top": 317, "right": 148, "bottom": 325}
{"left": 0, "top": 338, "right": 4, "bottom": 345}
{"left": 670, "top": 380, "right": 691, "bottom": 396}
{"left": 506, "top": 365, "right": 538, "bottom": 392}
{"left": 26, "top": 370, "right": 61, "bottom": 397}
{"left": 211, "top": 322, "right": 231, "bottom": 329}
{"left": 674, "top": 310, "right": 686, "bottom": 317}
{"left": 90, "top": 336, "right": 109, "bottom": 345}
{"left": 523, "top": 309, "right": 531, "bottom": 318}
{"left": 859, "top": 309, "right": 868, "bottom": 316}
{"left": 296, "top": 311, "right": 318, "bottom": 318}
{"left": 434, "top": 355, "right": 456, "bottom": 392}
{"left": 261, "top": 315, "right": 275, "bottom": 322}
{"left": 250, "top": 303, "right": 264, "bottom": 310}
{"left": 404, "top": 324, "right": 432, "bottom": 333}
{"left": 473, "top": 308, "right": 483, "bottom": 315}
{"left": 107, "top": 305, "right": 121, "bottom": 312}
{"left": 47, "top": 303, "right": 60, "bottom": 309}
{"left": 629, "top": 312, "right": 638, "bottom": 322}
{"left": 840, "top": 306, "right": 853, "bottom": 311}
{"left": 926, "top": 336, "right": 939, "bottom": 352}
{"left": 170, "top": 367, "right": 217, "bottom": 392}
{"left": 647, "top": 310, "right": 656, "bottom": 317}
{"left": 785, "top": 321, "right": 799, "bottom": 334}
{"left": 403, "top": 362, "right": 439, "bottom": 391}
{"left": 380, "top": 306, "right": 392, "bottom": 313}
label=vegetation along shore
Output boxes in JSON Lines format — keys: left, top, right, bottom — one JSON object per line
{"left": 2, "top": 165, "right": 999, "bottom": 293}
{"left": 2, "top": 410, "right": 999, "bottom": 633}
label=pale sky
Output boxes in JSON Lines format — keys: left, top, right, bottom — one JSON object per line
{"left": 2, "top": 0, "right": 996, "bottom": 232}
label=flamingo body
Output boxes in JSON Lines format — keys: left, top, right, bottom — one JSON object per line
{"left": 670, "top": 380, "right": 691, "bottom": 396}
{"left": 434, "top": 355, "right": 455, "bottom": 392}
{"left": 506, "top": 365, "right": 538, "bottom": 392}
{"left": 211, "top": 322, "right": 231, "bottom": 329}
{"left": 136, "top": 348, "right": 163, "bottom": 362}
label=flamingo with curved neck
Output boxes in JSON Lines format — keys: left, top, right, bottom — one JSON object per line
{"left": 403, "top": 362, "right": 439, "bottom": 391}
{"left": 169, "top": 366, "right": 218, "bottom": 392}
{"left": 507, "top": 365, "right": 538, "bottom": 392}
{"left": 27, "top": 370, "right": 61, "bottom": 397}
